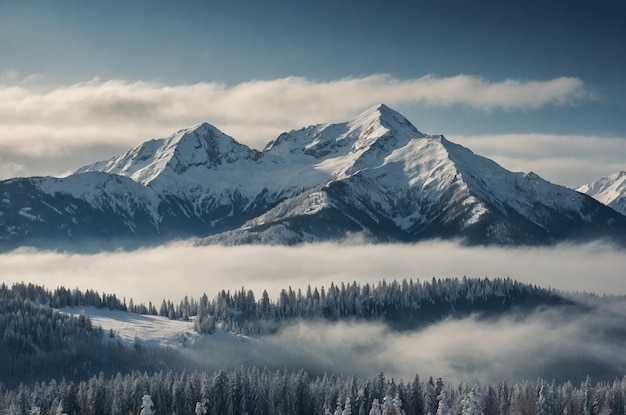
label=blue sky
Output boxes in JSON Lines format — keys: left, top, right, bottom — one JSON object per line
{"left": 0, "top": 0, "right": 625, "bottom": 186}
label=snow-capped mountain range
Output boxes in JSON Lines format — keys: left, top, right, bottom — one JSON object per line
{"left": 1, "top": 104, "right": 625, "bottom": 251}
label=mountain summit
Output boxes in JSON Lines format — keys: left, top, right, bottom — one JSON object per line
{"left": 577, "top": 171, "right": 626, "bottom": 216}
{"left": 77, "top": 122, "right": 261, "bottom": 187}
{"left": 1, "top": 104, "right": 625, "bottom": 251}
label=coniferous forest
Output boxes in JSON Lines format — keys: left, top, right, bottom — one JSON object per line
{"left": 0, "top": 278, "right": 625, "bottom": 414}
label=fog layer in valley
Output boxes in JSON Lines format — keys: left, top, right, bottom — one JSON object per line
{"left": 256, "top": 299, "right": 626, "bottom": 385}
{"left": 180, "top": 296, "right": 626, "bottom": 385}
{"left": 2, "top": 240, "right": 624, "bottom": 384}
{"left": 1, "top": 240, "right": 624, "bottom": 304}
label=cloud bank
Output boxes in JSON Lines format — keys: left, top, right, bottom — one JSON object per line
{"left": 257, "top": 300, "right": 626, "bottom": 385}
{"left": 0, "top": 74, "right": 589, "bottom": 179}
{"left": 1, "top": 241, "right": 624, "bottom": 306}
{"left": 451, "top": 133, "right": 626, "bottom": 187}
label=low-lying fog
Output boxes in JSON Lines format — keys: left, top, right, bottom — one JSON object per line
{"left": 253, "top": 301, "right": 626, "bottom": 385}
{"left": 1, "top": 240, "right": 624, "bottom": 303}
{"left": 2, "top": 240, "right": 625, "bottom": 385}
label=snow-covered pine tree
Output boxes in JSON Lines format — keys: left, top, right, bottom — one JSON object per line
{"left": 342, "top": 397, "right": 352, "bottom": 415}
{"left": 394, "top": 393, "right": 406, "bottom": 415}
{"left": 425, "top": 377, "right": 438, "bottom": 415}
{"left": 370, "top": 399, "right": 383, "bottom": 415}
{"left": 460, "top": 386, "right": 483, "bottom": 415}
{"left": 334, "top": 396, "right": 344, "bottom": 415}
{"left": 140, "top": 395, "right": 153, "bottom": 415}
{"left": 436, "top": 390, "right": 450, "bottom": 415}
{"left": 383, "top": 392, "right": 398, "bottom": 415}
{"left": 536, "top": 381, "right": 556, "bottom": 415}
{"left": 195, "top": 401, "right": 207, "bottom": 415}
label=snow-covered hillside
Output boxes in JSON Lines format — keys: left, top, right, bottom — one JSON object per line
{"left": 62, "top": 307, "right": 239, "bottom": 348}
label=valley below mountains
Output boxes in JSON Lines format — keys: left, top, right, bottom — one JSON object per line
{"left": 1, "top": 104, "right": 625, "bottom": 252}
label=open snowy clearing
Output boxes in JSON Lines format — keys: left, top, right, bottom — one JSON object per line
{"left": 61, "top": 306, "right": 237, "bottom": 348}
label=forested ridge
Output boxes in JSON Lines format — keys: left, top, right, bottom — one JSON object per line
{"left": 1, "top": 277, "right": 572, "bottom": 339}
{"left": 0, "top": 278, "right": 621, "bottom": 414}
{"left": 192, "top": 277, "right": 572, "bottom": 334}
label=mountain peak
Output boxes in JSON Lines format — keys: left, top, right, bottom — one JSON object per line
{"left": 357, "top": 103, "right": 396, "bottom": 117}
{"left": 263, "top": 104, "right": 424, "bottom": 161}
{"left": 577, "top": 171, "right": 626, "bottom": 216}
{"left": 350, "top": 103, "right": 424, "bottom": 136}
{"left": 166, "top": 122, "right": 258, "bottom": 170}
{"left": 356, "top": 103, "right": 394, "bottom": 117}
{"left": 77, "top": 122, "right": 260, "bottom": 185}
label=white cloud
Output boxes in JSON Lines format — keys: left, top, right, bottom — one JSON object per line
{"left": 450, "top": 133, "right": 626, "bottom": 187}
{"left": 0, "top": 74, "right": 586, "bottom": 158}
{"left": 262, "top": 302, "right": 626, "bottom": 385}
{"left": 1, "top": 74, "right": 614, "bottom": 185}
{"left": 0, "top": 157, "right": 29, "bottom": 179}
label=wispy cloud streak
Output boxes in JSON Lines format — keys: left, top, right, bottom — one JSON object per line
{"left": 0, "top": 74, "right": 587, "bottom": 158}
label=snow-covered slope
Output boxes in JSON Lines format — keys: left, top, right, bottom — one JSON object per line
{"left": 200, "top": 106, "right": 626, "bottom": 246}
{"left": 62, "top": 307, "right": 240, "bottom": 348}
{"left": 77, "top": 123, "right": 261, "bottom": 185}
{"left": 1, "top": 104, "right": 625, "bottom": 251}
{"left": 76, "top": 121, "right": 331, "bottom": 231}
{"left": 577, "top": 171, "right": 626, "bottom": 216}
{"left": 263, "top": 103, "right": 424, "bottom": 177}
{"left": 0, "top": 173, "right": 164, "bottom": 251}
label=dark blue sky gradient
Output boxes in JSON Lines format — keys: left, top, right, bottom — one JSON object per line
{"left": 1, "top": 0, "right": 625, "bottom": 136}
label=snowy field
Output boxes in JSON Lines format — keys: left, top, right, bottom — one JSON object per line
{"left": 61, "top": 306, "right": 235, "bottom": 348}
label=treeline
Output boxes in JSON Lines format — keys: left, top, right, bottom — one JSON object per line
{"left": 0, "top": 285, "right": 99, "bottom": 355}
{"left": 1, "top": 367, "right": 625, "bottom": 415}
{"left": 191, "top": 277, "right": 571, "bottom": 335}
{"left": 2, "top": 283, "right": 128, "bottom": 313}
{"left": 2, "top": 276, "right": 572, "bottom": 337}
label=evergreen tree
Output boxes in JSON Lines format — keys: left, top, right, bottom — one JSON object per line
{"left": 460, "top": 386, "right": 483, "bottom": 415}
{"left": 62, "top": 384, "right": 80, "bottom": 415}
{"left": 195, "top": 400, "right": 207, "bottom": 415}
{"left": 425, "top": 377, "right": 438, "bottom": 415}
{"left": 436, "top": 390, "right": 450, "bottom": 415}
{"left": 343, "top": 396, "right": 352, "bottom": 415}
{"left": 383, "top": 392, "right": 398, "bottom": 415}
{"left": 393, "top": 393, "right": 406, "bottom": 415}
{"left": 483, "top": 385, "right": 498, "bottom": 415}
{"left": 497, "top": 382, "right": 511, "bottom": 415}
{"left": 369, "top": 399, "right": 383, "bottom": 415}
{"left": 334, "top": 397, "right": 344, "bottom": 415}
{"left": 159, "top": 300, "right": 168, "bottom": 317}
{"left": 140, "top": 394, "right": 153, "bottom": 415}
{"left": 582, "top": 377, "right": 593, "bottom": 415}
{"left": 408, "top": 375, "right": 425, "bottom": 415}
{"left": 536, "top": 381, "right": 556, "bottom": 415}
